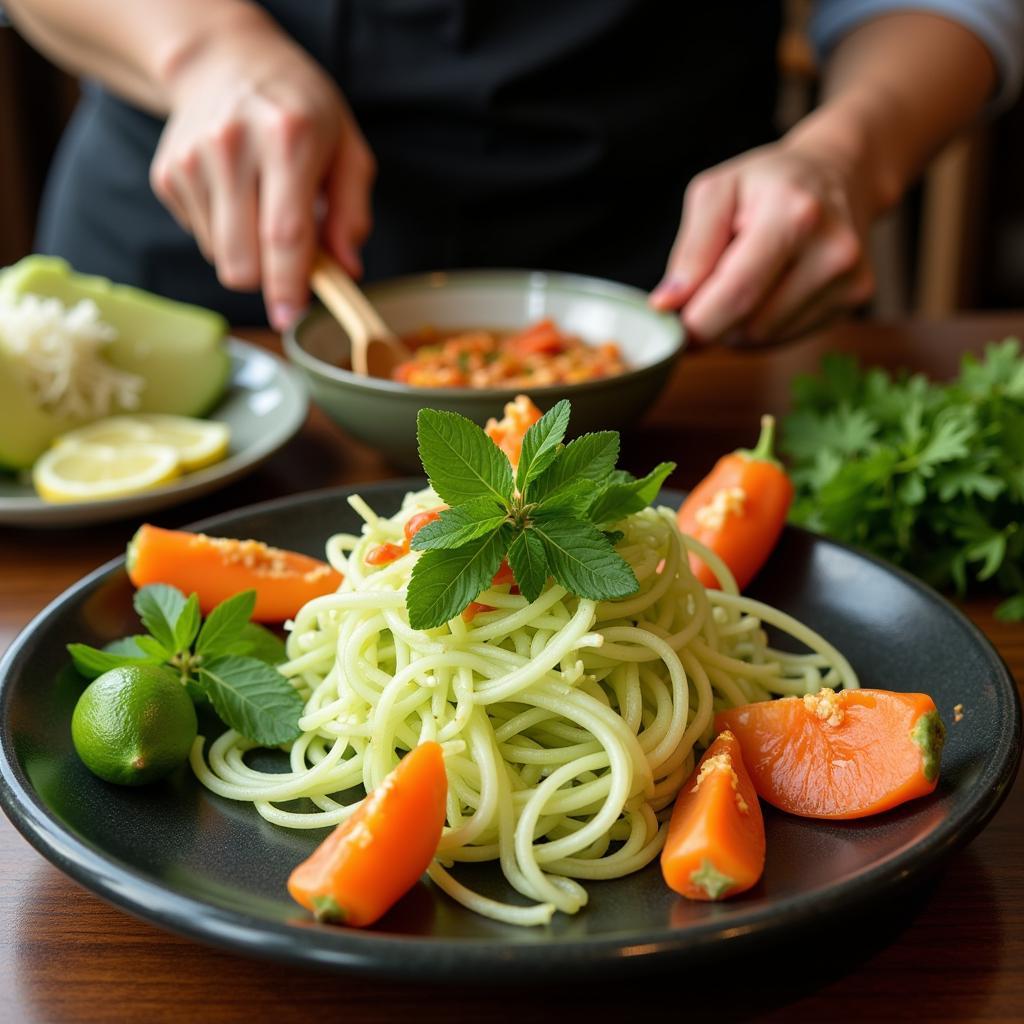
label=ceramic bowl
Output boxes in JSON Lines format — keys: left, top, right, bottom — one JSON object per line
{"left": 283, "top": 270, "right": 684, "bottom": 470}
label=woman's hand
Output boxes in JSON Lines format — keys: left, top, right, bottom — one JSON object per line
{"left": 650, "top": 138, "right": 876, "bottom": 345}
{"left": 150, "top": 15, "right": 375, "bottom": 329}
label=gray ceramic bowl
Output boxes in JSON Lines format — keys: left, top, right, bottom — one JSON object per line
{"left": 283, "top": 270, "right": 684, "bottom": 470}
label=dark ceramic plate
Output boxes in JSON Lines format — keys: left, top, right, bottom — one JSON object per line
{"left": 0, "top": 482, "right": 1019, "bottom": 979}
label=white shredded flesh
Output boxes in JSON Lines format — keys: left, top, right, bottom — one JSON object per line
{"left": 0, "top": 294, "right": 143, "bottom": 419}
{"left": 191, "top": 489, "right": 859, "bottom": 927}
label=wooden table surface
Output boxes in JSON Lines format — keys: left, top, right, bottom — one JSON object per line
{"left": 1, "top": 319, "right": 1022, "bottom": 1024}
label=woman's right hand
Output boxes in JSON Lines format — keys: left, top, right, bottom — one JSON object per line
{"left": 150, "top": 11, "right": 375, "bottom": 329}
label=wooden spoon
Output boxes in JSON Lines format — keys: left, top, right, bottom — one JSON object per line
{"left": 309, "top": 249, "right": 410, "bottom": 377}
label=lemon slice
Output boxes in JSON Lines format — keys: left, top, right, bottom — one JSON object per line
{"left": 33, "top": 442, "right": 180, "bottom": 503}
{"left": 56, "top": 414, "right": 230, "bottom": 472}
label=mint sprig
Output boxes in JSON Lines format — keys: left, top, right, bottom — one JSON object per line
{"left": 407, "top": 400, "right": 676, "bottom": 628}
{"left": 68, "top": 584, "right": 301, "bottom": 746}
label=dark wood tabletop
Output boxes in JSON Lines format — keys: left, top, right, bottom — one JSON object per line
{"left": 1, "top": 319, "right": 1022, "bottom": 1024}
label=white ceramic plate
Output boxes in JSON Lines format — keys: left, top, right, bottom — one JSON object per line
{"left": 0, "top": 338, "right": 308, "bottom": 528}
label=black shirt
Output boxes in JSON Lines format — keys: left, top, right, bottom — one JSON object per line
{"left": 37, "top": 0, "right": 782, "bottom": 323}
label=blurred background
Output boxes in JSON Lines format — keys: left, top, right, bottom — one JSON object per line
{"left": 4, "top": 0, "right": 1022, "bottom": 316}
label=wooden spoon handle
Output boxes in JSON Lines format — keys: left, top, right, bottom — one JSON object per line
{"left": 310, "top": 249, "right": 397, "bottom": 375}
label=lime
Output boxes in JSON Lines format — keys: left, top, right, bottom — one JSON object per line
{"left": 71, "top": 665, "right": 198, "bottom": 786}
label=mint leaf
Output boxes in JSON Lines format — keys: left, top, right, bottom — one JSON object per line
{"left": 516, "top": 400, "right": 570, "bottom": 493}
{"left": 226, "top": 622, "right": 287, "bottom": 665}
{"left": 135, "top": 635, "right": 171, "bottom": 659}
{"left": 196, "top": 590, "right": 257, "bottom": 658}
{"left": 175, "top": 593, "right": 202, "bottom": 653}
{"left": 66, "top": 642, "right": 161, "bottom": 680}
{"left": 103, "top": 635, "right": 152, "bottom": 658}
{"left": 200, "top": 655, "right": 303, "bottom": 746}
{"left": 410, "top": 499, "right": 509, "bottom": 551}
{"left": 532, "top": 431, "right": 619, "bottom": 501}
{"left": 589, "top": 461, "right": 675, "bottom": 525}
{"left": 507, "top": 528, "right": 548, "bottom": 602}
{"left": 417, "top": 409, "right": 514, "bottom": 506}
{"left": 407, "top": 525, "right": 511, "bottom": 629}
{"left": 133, "top": 584, "right": 188, "bottom": 654}
{"left": 532, "top": 516, "right": 637, "bottom": 600}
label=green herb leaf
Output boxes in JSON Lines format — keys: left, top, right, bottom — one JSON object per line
{"left": 417, "top": 409, "right": 514, "bottom": 506}
{"left": 175, "top": 593, "right": 202, "bottom": 652}
{"left": 995, "top": 594, "right": 1024, "bottom": 621}
{"left": 103, "top": 635, "right": 153, "bottom": 659}
{"left": 516, "top": 400, "right": 570, "bottom": 493}
{"left": 532, "top": 431, "right": 620, "bottom": 502}
{"left": 507, "top": 528, "right": 548, "bottom": 602}
{"left": 66, "top": 642, "right": 161, "bottom": 680}
{"left": 133, "top": 584, "right": 188, "bottom": 654}
{"left": 588, "top": 461, "right": 675, "bottom": 525}
{"left": 407, "top": 525, "right": 511, "bottom": 629}
{"left": 200, "top": 655, "right": 304, "bottom": 746}
{"left": 410, "top": 499, "right": 509, "bottom": 551}
{"left": 196, "top": 590, "right": 257, "bottom": 658}
{"left": 532, "top": 516, "right": 637, "bottom": 600}
{"left": 135, "top": 635, "right": 171, "bottom": 660}
{"left": 227, "top": 622, "right": 287, "bottom": 665}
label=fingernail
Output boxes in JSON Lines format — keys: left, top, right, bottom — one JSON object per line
{"left": 649, "top": 276, "right": 687, "bottom": 308}
{"left": 269, "top": 302, "right": 300, "bottom": 332}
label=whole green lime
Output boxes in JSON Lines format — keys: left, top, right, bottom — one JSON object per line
{"left": 71, "top": 665, "right": 198, "bottom": 786}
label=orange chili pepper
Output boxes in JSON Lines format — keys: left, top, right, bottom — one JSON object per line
{"left": 661, "top": 730, "right": 765, "bottom": 901}
{"left": 716, "top": 689, "right": 946, "bottom": 820}
{"left": 676, "top": 415, "right": 793, "bottom": 590}
{"left": 287, "top": 742, "right": 448, "bottom": 927}
{"left": 126, "top": 524, "right": 342, "bottom": 622}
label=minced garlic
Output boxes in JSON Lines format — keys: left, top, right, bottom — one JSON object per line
{"left": 692, "top": 746, "right": 749, "bottom": 814}
{"left": 694, "top": 486, "right": 747, "bottom": 531}
{"left": 803, "top": 687, "right": 845, "bottom": 727}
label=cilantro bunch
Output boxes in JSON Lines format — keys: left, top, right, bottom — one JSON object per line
{"left": 782, "top": 340, "right": 1024, "bottom": 621}
{"left": 406, "top": 400, "right": 675, "bottom": 629}
{"left": 68, "top": 585, "right": 304, "bottom": 745}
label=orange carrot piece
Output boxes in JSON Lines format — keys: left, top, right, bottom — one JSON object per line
{"left": 661, "top": 730, "right": 765, "bottom": 901}
{"left": 403, "top": 508, "right": 443, "bottom": 543}
{"left": 715, "top": 689, "right": 946, "bottom": 820}
{"left": 677, "top": 415, "right": 793, "bottom": 590}
{"left": 485, "top": 394, "right": 543, "bottom": 468}
{"left": 126, "top": 524, "right": 342, "bottom": 622}
{"left": 365, "top": 507, "right": 446, "bottom": 567}
{"left": 288, "top": 742, "right": 448, "bottom": 927}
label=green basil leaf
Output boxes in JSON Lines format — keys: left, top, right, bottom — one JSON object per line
{"left": 133, "top": 584, "right": 188, "bottom": 654}
{"left": 507, "top": 528, "right": 548, "bottom": 603}
{"left": 516, "top": 400, "right": 570, "bottom": 494}
{"left": 196, "top": 590, "right": 257, "bottom": 658}
{"left": 200, "top": 655, "right": 304, "bottom": 746}
{"left": 66, "top": 642, "right": 161, "bottom": 680}
{"left": 410, "top": 499, "right": 509, "bottom": 551}
{"left": 532, "top": 515, "right": 638, "bottom": 601}
{"left": 417, "top": 408, "right": 514, "bottom": 506}
{"left": 588, "top": 461, "right": 675, "bottom": 525}
{"left": 407, "top": 525, "right": 511, "bottom": 630}
{"left": 532, "top": 432, "right": 620, "bottom": 502}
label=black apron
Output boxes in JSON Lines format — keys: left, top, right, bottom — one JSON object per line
{"left": 37, "top": 1, "right": 782, "bottom": 324}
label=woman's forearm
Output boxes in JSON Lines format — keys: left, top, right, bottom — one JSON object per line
{"left": 4, "top": 0, "right": 273, "bottom": 114}
{"left": 785, "top": 12, "right": 997, "bottom": 214}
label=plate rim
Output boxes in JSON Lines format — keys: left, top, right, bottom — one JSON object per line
{"left": 0, "top": 337, "right": 308, "bottom": 526}
{"left": 0, "top": 481, "right": 1020, "bottom": 977}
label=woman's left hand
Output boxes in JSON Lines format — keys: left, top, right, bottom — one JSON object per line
{"left": 650, "top": 138, "right": 877, "bottom": 344}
